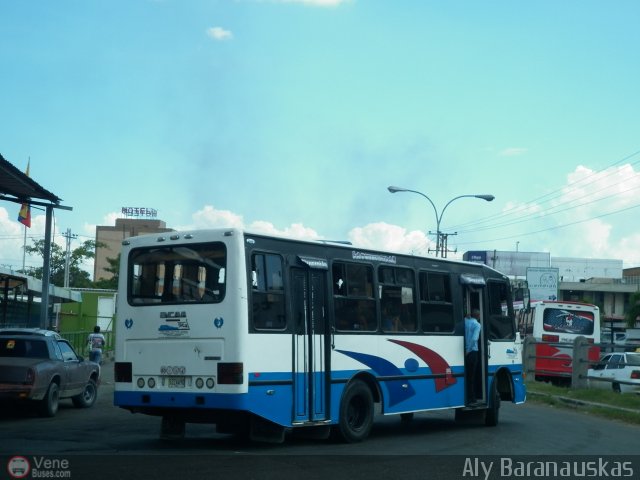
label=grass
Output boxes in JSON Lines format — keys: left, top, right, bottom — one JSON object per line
{"left": 525, "top": 379, "right": 640, "bottom": 425}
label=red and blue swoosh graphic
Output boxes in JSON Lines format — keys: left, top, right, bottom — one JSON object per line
{"left": 337, "top": 340, "right": 456, "bottom": 406}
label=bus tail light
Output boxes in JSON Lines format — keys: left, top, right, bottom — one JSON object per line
{"left": 631, "top": 370, "right": 640, "bottom": 380}
{"left": 541, "top": 334, "right": 559, "bottom": 342}
{"left": 218, "top": 362, "right": 244, "bottom": 384}
{"left": 115, "top": 362, "right": 133, "bottom": 383}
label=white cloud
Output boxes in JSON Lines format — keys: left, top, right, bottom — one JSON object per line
{"left": 0, "top": 206, "right": 69, "bottom": 272}
{"left": 347, "top": 222, "right": 431, "bottom": 255}
{"left": 247, "top": 220, "right": 320, "bottom": 240}
{"left": 179, "top": 205, "right": 321, "bottom": 241}
{"left": 499, "top": 147, "right": 527, "bottom": 157}
{"left": 514, "top": 163, "right": 640, "bottom": 264}
{"left": 186, "top": 205, "right": 244, "bottom": 230}
{"left": 206, "top": 27, "right": 233, "bottom": 41}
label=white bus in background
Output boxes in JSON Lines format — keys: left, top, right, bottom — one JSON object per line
{"left": 114, "top": 228, "right": 526, "bottom": 443}
{"left": 517, "top": 300, "right": 600, "bottom": 385}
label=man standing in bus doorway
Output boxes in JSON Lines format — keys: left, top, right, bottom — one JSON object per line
{"left": 464, "top": 309, "right": 482, "bottom": 405}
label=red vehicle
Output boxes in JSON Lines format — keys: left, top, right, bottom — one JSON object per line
{"left": 517, "top": 301, "right": 600, "bottom": 385}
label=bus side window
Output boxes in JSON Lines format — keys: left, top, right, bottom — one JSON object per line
{"left": 419, "top": 271, "right": 454, "bottom": 333}
{"left": 332, "top": 262, "right": 375, "bottom": 332}
{"left": 379, "top": 266, "right": 416, "bottom": 333}
{"left": 487, "top": 281, "right": 515, "bottom": 340}
{"left": 251, "top": 253, "right": 286, "bottom": 331}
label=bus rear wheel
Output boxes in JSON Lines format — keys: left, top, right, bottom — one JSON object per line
{"left": 335, "top": 379, "right": 374, "bottom": 443}
{"left": 160, "top": 415, "right": 186, "bottom": 440}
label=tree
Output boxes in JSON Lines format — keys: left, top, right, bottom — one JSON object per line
{"left": 626, "top": 291, "right": 640, "bottom": 328}
{"left": 22, "top": 238, "right": 104, "bottom": 288}
{"left": 93, "top": 254, "right": 120, "bottom": 290}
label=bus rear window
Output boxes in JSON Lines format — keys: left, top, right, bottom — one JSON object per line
{"left": 129, "top": 243, "right": 226, "bottom": 305}
{"left": 542, "top": 308, "right": 594, "bottom": 335}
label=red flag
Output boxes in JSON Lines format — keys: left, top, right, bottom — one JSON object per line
{"left": 17, "top": 161, "right": 31, "bottom": 228}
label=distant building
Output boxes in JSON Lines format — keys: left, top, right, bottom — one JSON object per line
{"left": 94, "top": 218, "right": 173, "bottom": 281}
{"left": 463, "top": 250, "right": 639, "bottom": 328}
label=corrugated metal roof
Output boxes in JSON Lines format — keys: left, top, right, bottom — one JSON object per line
{"left": 0, "top": 153, "right": 61, "bottom": 204}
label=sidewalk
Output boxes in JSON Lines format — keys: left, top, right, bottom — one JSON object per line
{"left": 99, "top": 358, "right": 114, "bottom": 386}
{"left": 529, "top": 390, "right": 640, "bottom": 413}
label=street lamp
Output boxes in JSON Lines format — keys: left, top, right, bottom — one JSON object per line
{"left": 387, "top": 186, "right": 495, "bottom": 257}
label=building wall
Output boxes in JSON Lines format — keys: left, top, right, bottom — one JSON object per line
{"left": 465, "top": 250, "right": 638, "bottom": 325}
{"left": 551, "top": 257, "right": 623, "bottom": 282}
{"left": 58, "top": 290, "right": 116, "bottom": 332}
{"left": 94, "top": 218, "right": 173, "bottom": 281}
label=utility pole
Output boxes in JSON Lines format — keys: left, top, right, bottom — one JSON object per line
{"left": 431, "top": 231, "right": 457, "bottom": 258}
{"left": 62, "top": 228, "right": 77, "bottom": 288}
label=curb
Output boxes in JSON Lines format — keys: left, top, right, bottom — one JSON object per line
{"left": 529, "top": 391, "right": 640, "bottom": 414}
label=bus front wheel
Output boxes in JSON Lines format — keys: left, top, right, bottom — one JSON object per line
{"left": 484, "top": 382, "right": 501, "bottom": 427}
{"left": 335, "top": 379, "right": 374, "bottom": 443}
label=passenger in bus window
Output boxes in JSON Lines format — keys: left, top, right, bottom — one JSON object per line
{"left": 399, "top": 304, "right": 415, "bottom": 332}
{"left": 464, "top": 309, "right": 482, "bottom": 404}
{"left": 382, "top": 306, "right": 401, "bottom": 332}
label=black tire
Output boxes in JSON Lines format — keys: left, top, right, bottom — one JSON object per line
{"left": 400, "top": 413, "right": 414, "bottom": 423}
{"left": 612, "top": 383, "right": 621, "bottom": 393}
{"left": 39, "top": 382, "right": 60, "bottom": 417}
{"left": 160, "top": 415, "right": 186, "bottom": 440}
{"left": 484, "top": 382, "right": 501, "bottom": 427}
{"left": 72, "top": 379, "right": 98, "bottom": 408}
{"left": 335, "top": 379, "right": 374, "bottom": 443}
{"left": 454, "top": 408, "right": 484, "bottom": 424}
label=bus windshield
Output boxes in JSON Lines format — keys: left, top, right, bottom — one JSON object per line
{"left": 542, "top": 307, "right": 594, "bottom": 336}
{"left": 128, "top": 243, "right": 227, "bottom": 305}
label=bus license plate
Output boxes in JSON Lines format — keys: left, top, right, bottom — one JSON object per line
{"left": 168, "top": 377, "right": 186, "bottom": 388}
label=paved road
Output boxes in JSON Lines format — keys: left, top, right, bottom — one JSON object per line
{"left": 2, "top": 362, "right": 639, "bottom": 480}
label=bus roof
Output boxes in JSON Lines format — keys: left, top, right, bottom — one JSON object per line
{"left": 122, "top": 227, "right": 510, "bottom": 279}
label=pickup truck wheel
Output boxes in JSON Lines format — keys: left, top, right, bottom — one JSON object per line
{"left": 72, "top": 379, "right": 98, "bottom": 408}
{"left": 39, "top": 382, "right": 60, "bottom": 417}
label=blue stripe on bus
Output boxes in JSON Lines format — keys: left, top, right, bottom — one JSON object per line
{"left": 115, "top": 362, "right": 526, "bottom": 426}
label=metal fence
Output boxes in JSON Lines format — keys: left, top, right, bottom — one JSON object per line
{"left": 522, "top": 336, "right": 638, "bottom": 389}
{"left": 59, "top": 330, "right": 114, "bottom": 360}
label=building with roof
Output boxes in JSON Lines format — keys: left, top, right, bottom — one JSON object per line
{"left": 94, "top": 216, "right": 173, "bottom": 282}
{"left": 464, "top": 249, "right": 640, "bottom": 329}
{"left": 0, "top": 153, "right": 72, "bottom": 328}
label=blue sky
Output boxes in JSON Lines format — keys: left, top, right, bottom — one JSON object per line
{"left": 1, "top": 0, "right": 640, "bottom": 275}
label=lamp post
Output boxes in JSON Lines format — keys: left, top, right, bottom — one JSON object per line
{"left": 387, "top": 186, "right": 495, "bottom": 257}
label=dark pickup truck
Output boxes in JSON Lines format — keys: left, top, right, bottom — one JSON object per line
{"left": 0, "top": 328, "right": 100, "bottom": 416}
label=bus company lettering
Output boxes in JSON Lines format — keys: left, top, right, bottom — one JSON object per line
{"left": 351, "top": 251, "right": 397, "bottom": 264}
{"left": 160, "top": 311, "right": 187, "bottom": 319}
{"left": 158, "top": 311, "right": 190, "bottom": 336}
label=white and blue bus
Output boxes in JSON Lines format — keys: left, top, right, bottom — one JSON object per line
{"left": 114, "top": 228, "right": 526, "bottom": 442}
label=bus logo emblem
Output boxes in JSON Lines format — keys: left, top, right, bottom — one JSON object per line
{"left": 214, "top": 317, "right": 224, "bottom": 329}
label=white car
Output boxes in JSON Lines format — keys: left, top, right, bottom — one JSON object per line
{"left": 588, "top": 352, "right": 640, "bottom": 393}
{"left": 601, "top": 332, "right": 627, "bottom": 345}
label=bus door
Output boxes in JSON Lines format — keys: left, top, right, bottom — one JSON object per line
{"left": 461, "top": 275, "right": 487, "bottom": 406}
{"left": 291, "top": 257, "right": 329, "bottom": 423}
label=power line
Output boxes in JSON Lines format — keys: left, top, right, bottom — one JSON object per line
{"left": 456, "top": 181, "right": 640, "bottom": 235}
{"left": 456, "top": 201, "right": 640, "bottom": 246}
{"left": 448, "top": 150, "right": 640, "bottom": 232}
